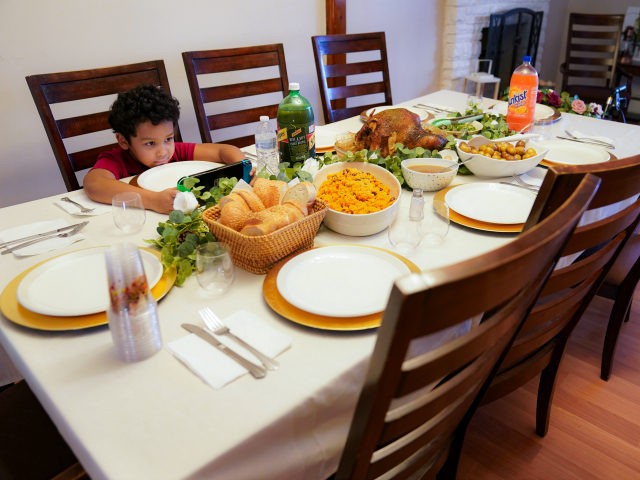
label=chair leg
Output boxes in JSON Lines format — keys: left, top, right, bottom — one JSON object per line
{"left": 535, "top": 343, "right": 568, "bottom": 437}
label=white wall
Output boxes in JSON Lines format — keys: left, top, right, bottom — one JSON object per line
{"left": 0, "top": 0, "right": 443, "bottom": 207}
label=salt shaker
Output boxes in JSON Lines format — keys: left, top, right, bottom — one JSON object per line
{"left": 105, "top": 243, "right": 162, "bottom": 362}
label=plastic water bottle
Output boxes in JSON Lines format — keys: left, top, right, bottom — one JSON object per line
{"left": 277, "top": 82, "right": 315, "bottom": 164}
{"left": 254, "top": 115, "right": 278, "bottom": 177}
{"left": 506, "top": 56, "right": 538, "bottom": 133}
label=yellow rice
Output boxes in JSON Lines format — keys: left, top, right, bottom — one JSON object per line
{"left": 317, "top": 167, "right": 395, "bottom": 214}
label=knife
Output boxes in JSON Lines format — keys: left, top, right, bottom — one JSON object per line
{"left": 555, "top": 136, "right": 614, "bottom": 150}
{"left": 181, "top": 323, "right": 267, "bottom": 379}
{"left": 1, "top": 221, "right": 89, "bottom": 254}
{"left": 0, "top": 222, "right": 88, "bottom": 249}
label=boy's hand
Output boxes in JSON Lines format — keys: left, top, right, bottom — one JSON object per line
{"left": 149, "top": 188, "right": 179, "bottom": 214}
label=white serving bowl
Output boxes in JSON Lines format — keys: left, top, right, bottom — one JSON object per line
{"left": 401, "top": 157, "right": 458, "bottom": 192}
{"left": 456, "top": 137, "right": 548, "bottom": 177}
{"left": 313, "top": 162, "right": 401, "bottom": 236}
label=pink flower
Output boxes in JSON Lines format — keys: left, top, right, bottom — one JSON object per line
{"left": 547, "top": 91, "right": 562, "bottom": 107}
{"left": 571, "top": 99, "right": 587, "bottom": 115}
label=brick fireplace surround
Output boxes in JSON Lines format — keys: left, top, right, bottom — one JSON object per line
{"left": 441, "top": 0, "right": 552, "bottom": 94}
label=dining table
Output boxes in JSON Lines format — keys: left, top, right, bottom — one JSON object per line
{"left": 1, "top": 89, "right": 638, "bottom": 480}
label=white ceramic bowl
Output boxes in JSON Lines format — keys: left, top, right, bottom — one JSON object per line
{"left": 456, "top": 138, "right": 547, "bottom": 177}
{"left": 401, "top": 157, "right": 458, "bottom": 191}
{"left": 313, "top": 162, "right": 401, "bottom": 236}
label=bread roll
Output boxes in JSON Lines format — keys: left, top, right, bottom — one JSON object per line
{"left": 253, "top": 178, "right": 287, "bottom": 208}
{"left": 235, "top": 189, "right": 265, "bottom": 212}
{"left": 218, "top": 199, "right": 251, "bottom": 231}
{"left": 281, "top": 182, "right": 312, "bottom": 215}
{"left": 240, "top": 204, "right": 304, "bottom": 236}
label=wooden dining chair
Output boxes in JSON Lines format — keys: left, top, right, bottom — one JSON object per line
{"left": 26, "top": 60, "right": 181, "bottom": 191}
{"left": 560, "top": 14, "right": 632, "bottom": 111}
{"left": 333, "top": 174, "right": 599, "bottom": 479}
{"left": 311, "top": 32, "right": 393, "bottom": 123}
{"left": 481, "top": 155, "right": 640, "bottom": 437}
{"left": 0, "top": 381, "right": 88, "bottom": 480}
{"left": 182, "top": 44, "right": 289, "bottom": 147}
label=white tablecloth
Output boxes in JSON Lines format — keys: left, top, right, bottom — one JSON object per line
{"left": 1, "top": 90, "right": 638, "bottom": 480}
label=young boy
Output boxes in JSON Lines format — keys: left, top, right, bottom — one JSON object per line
{"left": 83, "top": 85, "right": 246, "bottom": 213}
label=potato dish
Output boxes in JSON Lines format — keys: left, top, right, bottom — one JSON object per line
{"left": 458, "top": 139, "right": 538, "bottom": 161}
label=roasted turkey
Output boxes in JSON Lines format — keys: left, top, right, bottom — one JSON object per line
{"left": 354, "top": 108, "right": 447, "bottom": 157}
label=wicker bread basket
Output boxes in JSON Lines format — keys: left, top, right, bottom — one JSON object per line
{"left": 202, "top": 200, "right": 327, "bottom": 274}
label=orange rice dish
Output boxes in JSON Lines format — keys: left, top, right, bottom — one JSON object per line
{"left": 317, "top": 168, "right": 395, "bottom": 214}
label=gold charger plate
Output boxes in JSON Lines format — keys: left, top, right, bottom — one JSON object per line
{"left": 263, "top": 245, "right": 420, "bottom": 331}
{"left": 0, "top": 247, "right": 176, "bottom": 331}
{"left": 434, "top": 186, "right": 523, "bottom": 233}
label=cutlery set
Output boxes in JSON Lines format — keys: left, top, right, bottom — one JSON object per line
{"left": 181, "top": 307, "right": 278, "bottom": 379}
{"left": 555, "top": 132, "right": 615, "bottom": 149}
{"left": 0, "top": 221, "right": 88, "bottom": 255}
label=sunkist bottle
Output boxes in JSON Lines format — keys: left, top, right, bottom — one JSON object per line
{"left": 254, "top": 115, "right": 278, "bottom": 177}
{"left": 506, "top": 55, "right": 538, "bottom": 133}
{"left": 277, "top": 82, "right": 315, "bottom": 164}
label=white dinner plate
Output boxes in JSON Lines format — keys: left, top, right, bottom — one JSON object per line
{"left": 537, "top": 139, "right": 610, "bottom": 165}
{"left": 137, "top": 161, "right": 222, "bottom": 191}
{"left": 363, "top": 105, "right": 430, "bottom": 121}
{"left": 315, "top": 128, "right": 340, "bottom": 150}
{"left": 17, "top": 247, "right": 163, "bottom": 316}
{"left": 276, "top": 245, "right": 411, "bottom": 317}
{"left": 445, "top": 183, "right": 537, "bottom": 224}
{"left": 490, "top": 102, "right": 555, "bottom": 122}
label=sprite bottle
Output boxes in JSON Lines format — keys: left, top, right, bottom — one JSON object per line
{"left": 277, "top": 82, "right": 315, "bottom": 164}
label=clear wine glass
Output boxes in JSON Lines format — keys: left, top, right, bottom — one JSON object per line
{"left": 195, "top": 242, "right": 235, "bottom": 296}
{"left": 112, "top": 192, "right": 146, "bottom": 234}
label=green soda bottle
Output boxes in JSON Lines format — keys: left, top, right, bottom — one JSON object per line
{"left": 277, "top": 82, "right": 315, "bottom": 164}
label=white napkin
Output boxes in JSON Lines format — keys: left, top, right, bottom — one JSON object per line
{"left": 168, "top": 310, "right": 292, "bottom": 389}
{"left": 567, "top": 130, "right": 614, "bottom": 145}
{"left": 0, "top": 219, "right": 86, "bottom": 257}
{"left": 53, "top": 192, "right": 111, "bottom": 216}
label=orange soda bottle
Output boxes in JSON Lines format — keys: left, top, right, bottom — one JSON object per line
{"left": 506, "top": 56, "right": 538, "bottom": 133}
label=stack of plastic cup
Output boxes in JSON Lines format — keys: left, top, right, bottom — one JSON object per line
{"left": 105, "top": 243, "right": 162, "bottom": 362}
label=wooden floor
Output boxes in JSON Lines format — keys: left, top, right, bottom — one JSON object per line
{"left": 458, "top": 287, "right": 640, "bottom": 480}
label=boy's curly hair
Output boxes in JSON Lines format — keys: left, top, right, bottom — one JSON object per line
{"left": 109, "top": 85, "right": 180, "bottom": 141}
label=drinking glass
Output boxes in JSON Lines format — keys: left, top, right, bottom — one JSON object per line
{"left": 388, "top": 190, "right": 425, "bottom": 255}
{"left": 112, "top": 192, "right": 146, "bottom": 234}
{"left": 420, "top": 200, "right": 450, "bottom": 246}
{"left": 196, "top": 242, "right": 235, "bottom": 295}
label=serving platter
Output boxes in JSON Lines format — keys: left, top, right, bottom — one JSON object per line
{"left": 136, "top": 161, "right": 221, "bottom": 191}
{"left": 0, "top": 247, "right": 175, "bottom": 331}
{"left": 444, "top": 183, "right": 536, "bottom": 224}
{"left": 263, "top": 245, "right": 419, "bottom": 330}
{"left": 16, "top": 247, "right": 163, "bottom": 317}
{"left": 360, "top": 105, "right": 433, "bottom": 122}
{"left": 434, "top": 187, "right": 524, "bottom": 233}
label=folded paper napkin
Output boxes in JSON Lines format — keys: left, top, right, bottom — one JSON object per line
{"left": 567, "top": 130, "right": 614, "bottom": 145}
{"left": 168, "top": 310, "right": 292, "bottom": 389}
{"left": 54, "top": 193, "right": 111, "bottom": 216}
{"left": 0, "top": 219, "right": 85, "bottom": 257}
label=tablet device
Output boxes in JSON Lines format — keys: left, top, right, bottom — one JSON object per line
{"left": 178, "top": 159, "right": 252, "bottom": 190}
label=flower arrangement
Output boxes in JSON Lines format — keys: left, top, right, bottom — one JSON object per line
{"left": 536, "top": 88, "right": 603, "bottom": 118}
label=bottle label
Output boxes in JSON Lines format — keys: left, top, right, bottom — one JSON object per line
{"left": 277, "top": 124, "right": 315, "bottom": 164}
{"left": 508, "top": 88, "right": 530, "bottom": 114}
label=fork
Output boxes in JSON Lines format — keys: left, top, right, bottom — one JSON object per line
{"left": 560, "top": 131, "right": 615, "bottom": 149}
{"left": 511, "top": 175, "right": 540, "bottom": 190}
{"left": 1, "top": 221, "right": 88, "bottom": 255}
{"left": 199, "top": 307, "right": 279, "bottom": 370}
{"left": 413, "top": 103, "right": 457, "bottom": 114}
{"left": 60, "top": 196, "right": 95, "bottom": 213}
